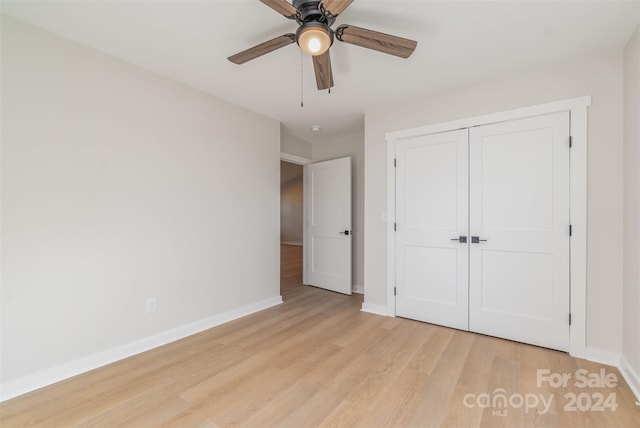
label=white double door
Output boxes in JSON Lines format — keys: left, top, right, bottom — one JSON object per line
{"left": 395, "top": 112, "right": 570, "bottom": 351}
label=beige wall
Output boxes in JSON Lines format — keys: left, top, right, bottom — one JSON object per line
{"left": 364, "top": 50, "right": 624, "bottom": 354}
{"left": 281, "top": 162, "right": 304, "bottom": 244}
{"left": 1, "top": 16, "right": 280, "bottom": 388}
{"left": 313, "top": 129, "right": 365, "bottom": 290}
{"left": 623, "top": 25, "right": 640, "bottom": 380}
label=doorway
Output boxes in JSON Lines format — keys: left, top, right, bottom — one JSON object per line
{"left": 280, "top": 160, "right": 304, "bottom": 297}
{"left": 280, "top": 155, "right": 354, "bottom": 297}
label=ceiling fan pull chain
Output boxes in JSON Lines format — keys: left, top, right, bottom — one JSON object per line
{"left": 300, "top": 49, "right": 304, "bottom": 107}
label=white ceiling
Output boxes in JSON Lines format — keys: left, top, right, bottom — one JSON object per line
{"left": 2, "top": 0, "right": 639, "bottom": 143}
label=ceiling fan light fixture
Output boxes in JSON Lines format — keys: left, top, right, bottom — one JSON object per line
{"left": 297, "top": 22, "right": 332, "bottom": 56}
{"left": 230, "top": 0, "right": 418, "bottom": 90}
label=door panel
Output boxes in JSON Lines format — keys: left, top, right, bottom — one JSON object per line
{"left": 404, "top": 142, "right": 458, "bottom": 231}
{"left": 469, "top": 112, "right": 570, "bottom": 351}
{"left": 304, "top": 157, "right": 352, "bottom": 295}
{"left": 480, "top": 250, "right": 554, "bottom": 320}
{"left": 480, "top": 128, "right": 554, "bottom": 232}
{"left": 310, "top": 236, "right": 345, "bottom": 276}
{"left": 404, "top": 246, "right": 458, "bottom": 305}
{"left": 395, "top": 129, "right": 469, "bottom": 330}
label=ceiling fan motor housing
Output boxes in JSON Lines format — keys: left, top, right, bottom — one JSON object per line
{"left": 293, "top": 0, "right": 328, "bottom": 23}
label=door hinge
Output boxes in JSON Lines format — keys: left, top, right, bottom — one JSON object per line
{"left": 394, "top": 222, "right": 397, "bottom": 232}
{"left": 569, "top": 313, "right": 572, "bottom": 325}
{"left": 394, "top": 287, "right": 397, "bottom": 296}
{"left": 394, "top": 158, "right": 397, "bottom": 168}
{"left": 570, "top": 225, "right": 573, "bottom": 236}
{"left": 569, "top": 136, "right": 573, "bottom": 148}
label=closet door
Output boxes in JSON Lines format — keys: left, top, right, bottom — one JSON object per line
{"left": 395, "top": 129, "right": 469, "bottom": 330}
{"left": 468, "top": 112, "right": 570, "bottom": 351}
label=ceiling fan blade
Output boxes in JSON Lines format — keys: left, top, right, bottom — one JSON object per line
{"left": 320, "top": 0, "right": 354, "bottom": 17}
{"left": 228, "top": 34, "right": 296, "bottom": 64}
{"left": 336, "top": 24, "right": 417, "bottom": 59}
{"left": 312, "top": 50, "right": 334, "bottom": 90}
{"left": 259, "top": 0, "right": 299, "bottom": 19}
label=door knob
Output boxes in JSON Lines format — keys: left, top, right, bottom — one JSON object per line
{"left": 450, "top": 236, "right": 467, "bottom": 243}
{"left": 340, "top": 230, "right": 352, "bottom": 236}
{"left": 471, "top": 236, "right": 488, "bottom": 243}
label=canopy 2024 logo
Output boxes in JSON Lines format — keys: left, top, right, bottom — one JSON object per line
{"left": 463, "top": 368, "right": 618, "bottom": 416}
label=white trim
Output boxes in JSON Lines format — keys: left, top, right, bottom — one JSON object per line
{"left": 281, "top": 241, "right": 303, "bottom": 246}
{"left": 281, "top": 152, "right": 312, "bottom": 165}
{"left": 619, "top": 355, "right": 640, "bottom": 402}
{"left": 568, "top": 105, "right": 588, "bottom": 359}
{"left": 387, "top": 140, "right": 397, "bottom": 317}
{"left": 303, "top": 166, "right": 308, "bottom": 285}
{"left": 385, "top": 96, "right": 591, "bottom": 358}
{"left": 361, "top": 302, "right": 389, "bottom": 316}
{"left": 352, "top": 284, "right": 364, "bottom": 294}
{"left": 385, "top": 96, "right": 592, "bottom": 141}
{"left": 0, "top": 296, "right": 283, "bottom": 402}
{"left": 585, "top": 347, "right": 620, "bottom": 367}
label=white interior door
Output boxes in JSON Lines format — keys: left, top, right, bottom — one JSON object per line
{"left": 395, "top": 130, "right": 469, "bottom": 330}
{"left": 468, "top": 112, "right": 570, "bottom": 351}
{"left": 304, "top": 157, "right": 352, "bottom": 295}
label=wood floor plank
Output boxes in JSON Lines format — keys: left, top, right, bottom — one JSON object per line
{"left": 439, "top": 334, "right": 497, "bottom": 428}
{"left": 354, "top": 366, "right": 431, "bottom": 427}
{"left": 401, "top": 330, "right": 476, "bottom": 427}
{"left": 240, "top": 381, "right": 319, "bottom": 428}
{"left": 1, "top": 244, "right": 638, "bottom": 427}
{"left": 280, "top": 353, "right": 383, "bottom": 427}
{"left": 408, "top": 325, "right": 454, "bottom": 375}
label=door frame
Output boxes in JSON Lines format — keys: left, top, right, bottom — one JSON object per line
{"left": 281, "top": 152, "right": 312, "bottom": 166}
{"left": 385, "top": 96, "right": 591, "bottom": 359}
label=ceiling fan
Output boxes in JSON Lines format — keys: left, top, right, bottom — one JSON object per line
{"left": 228, "top": 0, "right": 418, "bottom": 90}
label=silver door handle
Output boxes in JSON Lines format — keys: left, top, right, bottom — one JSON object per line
{"left": 450, "top": 236, "right": 467, "bottom": 243}
{"left": 471, "top": 236, "right": 488, "bottom": 243}
{"left": 340, "top": 230, "right": 352, "bottom": 236}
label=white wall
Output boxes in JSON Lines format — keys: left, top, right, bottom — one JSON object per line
{"left": 623, "top": 25, "right": 640, "bottom": 390}
{"left": 1, "top": 15, "right": 280, "bottom": 393}
{"left": 364, "top": 50, "right": 624, "bottom": 354}
{"left": 313, "top": 130, "right": 365, "bottom": 291}
{"left": 281, "top": 127, "right": 312, "bottom": 160}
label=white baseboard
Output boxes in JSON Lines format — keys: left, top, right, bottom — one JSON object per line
{"left": 585, "top": 347, "right": 620, "bottom": 367}
{"left": 352, "top": 284, "right": 364, "bottom": 294}
{"left": 0, "top": 296, "right": 283, "bottom": 402}
{"left": 281, "top": 241, "right": 303, "bottom": 246}
{"left": 361, "top": 302, "right": 389, "bottom": 317}
{"left": 619, "top": 355, "right": 640, "bottom": 403}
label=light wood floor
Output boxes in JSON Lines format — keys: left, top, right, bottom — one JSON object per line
{"left": 1, "top": 244, "right": 639, "bottom": 427}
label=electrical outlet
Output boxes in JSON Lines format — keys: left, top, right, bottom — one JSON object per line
{"left": 146, "top": 297, "right": 157, "bottom": 313}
